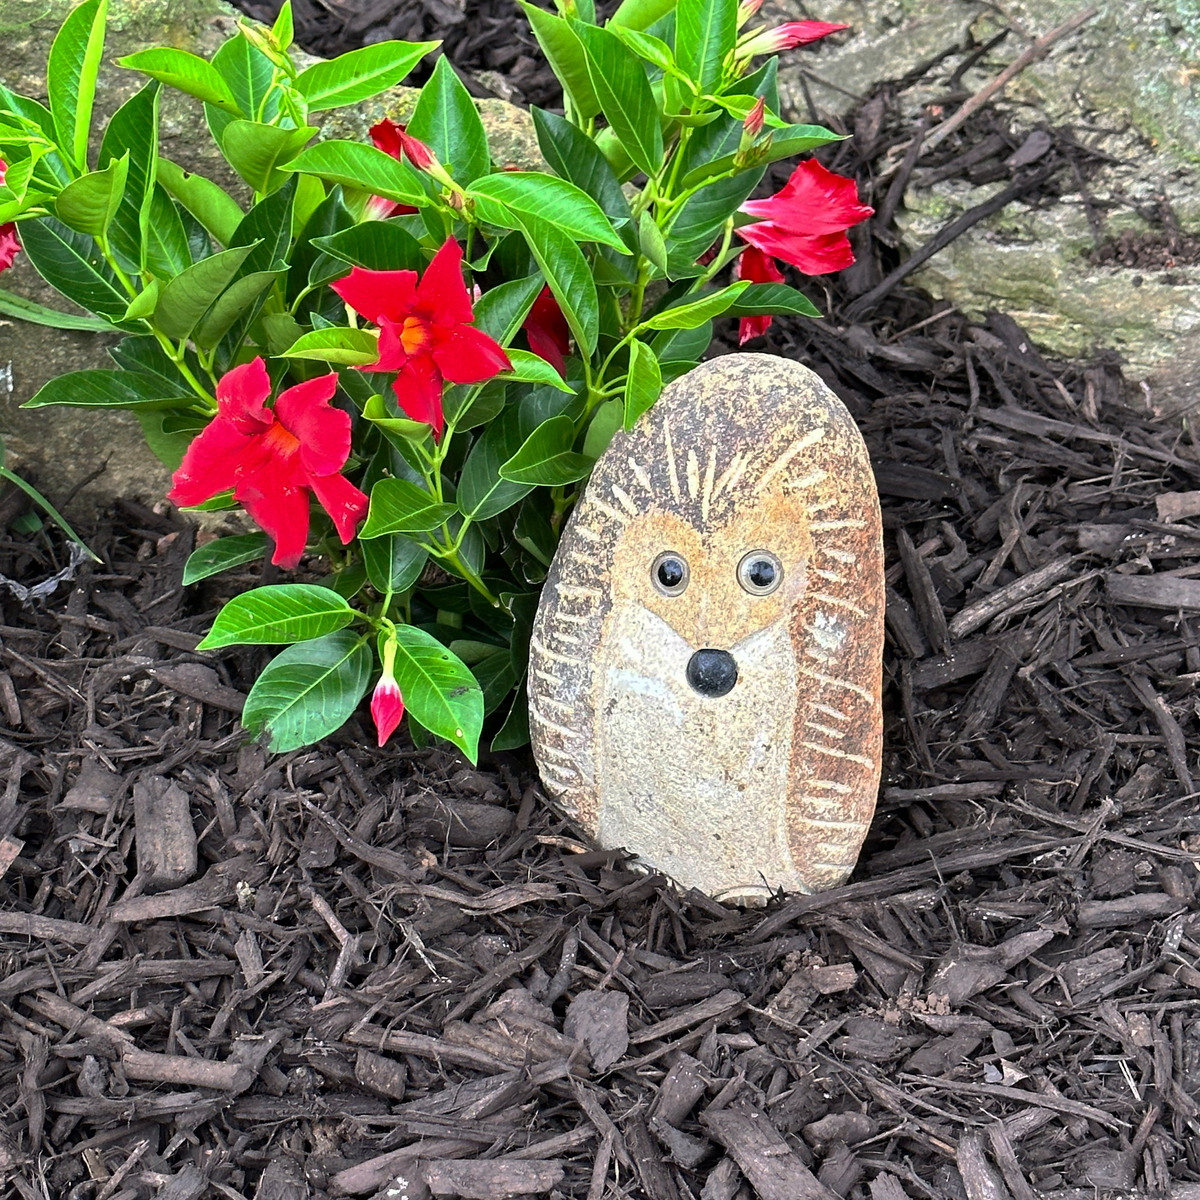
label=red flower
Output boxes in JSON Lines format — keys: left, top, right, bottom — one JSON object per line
{"left": 523, "top": 286, "right": 571, "bottom": 377}
{"left": 740, "top": 21, "right": 848, "bottom": 56}
{"left": 366, "top": 118, "right": 428, "bottom": 218}
{"left": 0, "top": 160, "right": 20, "bottom": 274}
{"left": 736, "top": 245, "right": 784, "bottom": 344}
{"left": 371, "top": 640, "right": 405, "bottom": 747}
{"left": 331, "top": 238, "right": 511, "bottom": 438}
{"left": 736, "top": 159, "right": 873, "bottom": 275}
{"left": 168, "top": 358, "right": 368, "bottom": 569}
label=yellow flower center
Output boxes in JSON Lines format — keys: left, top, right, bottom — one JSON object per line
{"left": 262, "top": 421, "right": 301, "bottom": 459}
{"left": 401, "top": 316, "right": 431, "bottom": 356}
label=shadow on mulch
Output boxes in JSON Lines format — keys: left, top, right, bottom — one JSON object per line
{"left": 3, "top": 10, "right": 1200, "bottom": 1200}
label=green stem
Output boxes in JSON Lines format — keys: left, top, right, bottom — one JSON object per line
{"left": 150, "top": 330, "right": 217, "bottom": 409}
{"left": 1, "top": 467, "right": 100, "bottom": 562}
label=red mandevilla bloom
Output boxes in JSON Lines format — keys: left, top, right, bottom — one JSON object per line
{"left": 371, "top": 641, "right": 405, "bottom": 747}
{"left": 735, "top": 245, "right": 784, "bottom": 344}
{"left": 332, "top": 238, "right": 511, "bottom": 438}
{"left": 366, "top": 119, "right": 425, "bottom": 218}
{"left": 736, "top": 159, "right": 873, "bottom": 276}
{"left": 523, "top": 286, "right": 571, "bottom": 378}
{"left": 168, "top": 358, "right": 368, "bottom": 570}
{"left": 0, "top": 160, "right": 21, "bottom": 274}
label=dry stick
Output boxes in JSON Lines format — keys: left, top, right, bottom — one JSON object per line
{"left": 922, "top": 6, "right": 1099, "bottom": 153}
{"left": 843, "top": 164, "right": 1054, "bottom": 322}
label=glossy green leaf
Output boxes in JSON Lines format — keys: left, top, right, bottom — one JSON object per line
{"left": 283, "top": 325, "right": 379, "bottom": 365}
{"left": 272, "top": 2, "right": 295, "bottom": 49}
{"left": 582, "top": 396, "right": 623, "bottom": 458}
{"left": 312, "top": 220, "right": 423, "bottom": 271}
{"left": 724, "top": 281, "right": 822, "bottom": 319}
{"left": 54, "top": 154, "right": 128, "bottom": 237}
{"left": 391, "top": 625, "right": 484, "bottom": 761}
{"left": 458, "top": 412, "right": 533, "bottom": 521}
{"left": 518, "top": 3, "right": 599, "bottom": 120}
{"left": 502, "top": 348, "right": 573, "bottom": 392}
{"left": 182, "top": 532, "right": 269, "bottom": 585}
{"left": 243, "top": 630, "right": 373, "bottom": 752}
{"left": 500, "top": 414, "right": 593, "bottom": 486}
{"left": 362, "top": 533, "right": 428, "bottom": 594}
{"left": 362, "top": 392, "right": 433, "bottom": 444}
{"left": 639, "top": 209, "right": 668, "bottom": 273}
{"left": 677, "top": 0, "right": 732, "bottom": 92}
{"left": 515, "top": 213, "right": 598, "bottom": 357}
{"left": 609, "top": 0, "right": 678, "bottom": 30}
{"left": 611, "top": 26, "right": 688, "bottom": 82}
{"left": 407, "top": 55, "right": 489, "bottom": 185}
{"left": 198, "top": 584, "right": 356, "bottom": 648}
{"left": 98, "top": 81, "right": 161, "bottom": 271}
{"left": 205, "top": 35, "right": 276, "bottom": 143}
{"left": 22, "top": 367, "right": 190, "bottom": 410}
{"left": 471, "top": 648, "right": 519, "bottom": 716}
{"left": 472, "top": 273, "right": 543, "bottom": 346}
{"left": 360, "top": 478, "right": 457, "bottom": 538}
{"left": 491, "top": 677, "right": 530, "bottom": 751}
{"left": 623, "top": 339, "right": 662, "bottom": 429}
{"left": 222, "top": 121, "right": 316, "bottom": 193}
{"left": 0, "top": 287, "right": 115, "bottom": 331}
{"left": 296, "top": 40, "right": 438, "bottom": 111}
{"left": 48, "top": 0, "right": 107, "bottom": 169}
{"left": 578, "top": 25, "right": 663, "bottom": 177}
{"left": 143, "top": 185, "right": 193, "bottom": 278}
{"left": 282, "top": 141, "right": 427, "bottom": 208}
{"left": 17, "top": 216, "right": 136, "bottom": 324}
{"left": 157, "top": 159, "right": 244, "bottom": 246}
{"left": 467, "top": 171, "right": 627, "bottom": 252}
{"left": 642, "top": 280, "right": 750, "bottom": 329}
{"left": 118, "top": 47, "right": 242, "bottom": 115}
{"left": 193, "top": 268, "right": 285, "bottom": 348}
{"left": 153, "top": 243, "right": 256, "bottom": 339}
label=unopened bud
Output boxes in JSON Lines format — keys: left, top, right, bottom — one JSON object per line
{"left": 734, "top": 131, "right": 773, "bottom": 170}
{"left": 737, "top": 19, "right": 849, "bottom": 59}
{"left": 743, "top": 97, "right": 765, "bottom": 139}
{"left": 736, "top": 0, "right": 763, "bottom": 28}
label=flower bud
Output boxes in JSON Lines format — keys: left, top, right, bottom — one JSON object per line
{"left": 737, "top": 19, "right": 848, "bottom": 59}
{"left": 736, "top": 0, "right": 763, "bottom": 28}
{"left": 743, "top": 97, "right": 765, "bottom": 140}
{"left": 371, "top": 639, "right": 405, "bottom": 747}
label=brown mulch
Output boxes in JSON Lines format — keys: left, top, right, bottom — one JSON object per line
{"left": 4, "top": 15, "right": 1200, "bottom": 1200}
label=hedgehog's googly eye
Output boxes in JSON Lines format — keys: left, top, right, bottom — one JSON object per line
{"left": 652, "top": 552, "right": 689, "bottom": 596}
{"left": 738, "top": 550, "right": 782, "bottom": 596}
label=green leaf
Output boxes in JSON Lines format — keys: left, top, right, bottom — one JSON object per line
{"left": 518, "top": 3, "right": 599, "bottom": 120}
{"left": 472, "top": 273, "right": 544, "bottom": 345}
{"left": 206, "top": 35, "right": 276, "bottom": 142}
{"left": 143, "top": 185, "right": 193, "bottom": 278}
{"left": 407, "top": 55, "right": 489, "bottom": 186}
{"left": 296, "top": 41, "right": 438, "bottom": 111}
{"left": 193, "top": 268, "right": 285, "bottom": 349}
{"left": 458, "top": 412, "right": 534, "bottom": 521}
{"left": 491, "top": 677, "right": 530, "bottom": 751}
{"left": 362, "top": 392, "right": 432, "bottom": 444}
{"left": 638, "top": 210, "right": 668, "bottom": 273}
{"left": 117, "top": 47, "right": 242, "bottom": 115}
{"left": 391, "top": 625, "right": 484, "bottom": 762}
{"left": 243, "top": 630, "right": 373, "bottom": 752}
{"left": 98, "top": 81, "right": 161, "bottom": 272}
{"left": 664, "top": 171, "right": 762, "bottom": 271}
{"left": 157, "top": 159, "right": 244, "bottom": 246}
{"left": 135, "top": 409, "right": 203, "bottom": 471}
{"left": 22, "top": 367, "right": 189, "bottom": 410}
{"left": 514, "top": 213, "right": 598, "bottom": 357}
{"left": 122, "top": 277, "right": 159, "bottom": 321}
{"left": 47, "top": 0, "right": 108, "bottom": 170}
{"left": 530, "top": 108, "right": 635, "bottom": 252}
{"left": 642, "top": 280, "right": 750, "bottom": 329}
{"left": 623, "top": 339, "right": 662, "bottom": 429}
{"left": 17, "top": 216, "right": 136, "bottom": 325}
{"left": 503, "top": 348, "right": 573, "bottom": 392}
{"left": 610, "top": 0, "right": 678, "bottom": 30}
{"left": 182, "top": 532, "right": 269, "bottom": 584}
{"left": 611, "top": 26, "right": 689, "bottom": 82}
{"left": 198, "top": 584, "right": 356, "bottom": 648}
{"left": 471, "top": 648, "right": 519, "bottom": 716}
{"left": 583, "top": 396, "right": 623, "bottom": 458}
{"left": 272, "top": 2, "right": 294, "bottom": 49}
{"left": 467, "top": 171, "right": 627, "bottom": 252}
{"left": 0, "top": 287, "right": 115, "bottom": 331}
{"left": 282, "top": 141, "right": 427, "bottom": 209}
{"left": 362, "top": 533, "right": 427, "bottom": 594}
{"left": 312, "top": 220, "right": 423, "bottom": 271}
{"left": 283, "top": 325, "right": 379, "bottom": 365}
{"left": 577, "top": 24, "right": 663, "bottom": 177}
{"left": 54, "top": 154, "right": 129, "bottom": 237}
{"left": 153, "top": 243, "right": 257, "bottom": 339}
{"left": 360, "top": 478, "right": 457, "bottom": 537}
{"left": 676, "top": 0, "right": 733, "bottom": 93}
{"left": 500, "top": 414, "right": 593, "bottom": 486}
{"left": 724, "top": 281, "right": 822, "bottom": 319}
{"left": 222, "top": 120, "right": 316, "bottom": 193}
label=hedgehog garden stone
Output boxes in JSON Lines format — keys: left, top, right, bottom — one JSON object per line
{"left": 528, "top": 354, "right": 884, "bottom": 903}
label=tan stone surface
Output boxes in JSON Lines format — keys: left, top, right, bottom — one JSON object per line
{"left": 529, "top": 354, "right": 884, "bottom": 902}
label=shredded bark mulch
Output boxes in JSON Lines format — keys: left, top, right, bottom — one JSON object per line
{"left": 3, "top": 11, "right": 1200, "bottom": 1200}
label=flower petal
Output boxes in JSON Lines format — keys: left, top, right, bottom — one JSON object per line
{"left": 392, "top": 354, "right": 445, "bottom": 437}
{"left": 234, "top": 456, "right": 312, "bottom": 569}
{"left": 740, "top": 159, "right": 873, "bottom": 236}
{"left": 310, "top": 469, "right": 369, "bottom": 545}
{"left": 272, "top": 371, "right": 351, "bottom": 479}
{"left": 524, "top": 285, "right": 571, "bottom": 375}
{"left": 736, "top": 223, "right": 855, "bottom": 275}
{"left": 738, "top": 314, "right": 773, "bottom": 344}
{"left": 431, "top": 323, "right": 511, "bottom": 384}
{"left": 369, "top": 316, "right": 410, "bottom": 372}
{"left": 370, "top": 118, "right": 404, "bottom": 160}
{"left": 0, "top": 223, "right": 19, "bottom": 274}
{"left": 216, "top": 357, "right": 274, "bottom": 433}
{"left": 525, "top": 319, "right": 567, "bottom": 377}
{"left": 331, "top": 265, "right": 419, "bottom": 326}
{"left": 371, "top": 676, "right": 405, "bottom": 746}
{"left": 167, "top": 416, "right": 254, "bottom": 507}
{"left": 415, "top": 238, "right": 474, "bottom": 327}
{"left": 736, "top": 244, "right": 785, "bottom": 284}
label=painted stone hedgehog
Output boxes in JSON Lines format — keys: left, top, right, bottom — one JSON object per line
{"left": 528, "top": 353, "right": 884, "bottom": 903}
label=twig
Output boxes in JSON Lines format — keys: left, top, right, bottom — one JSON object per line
{"left": 923, "top": 6, "right": 1098, "bottom": 152}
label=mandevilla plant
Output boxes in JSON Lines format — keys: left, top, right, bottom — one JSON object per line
{"left": 0, "top": 0, "right": 872, "bottom": 761}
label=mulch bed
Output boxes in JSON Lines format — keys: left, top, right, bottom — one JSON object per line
{"left": 3, "top": 9, "right": 1200, "bottom": 1200}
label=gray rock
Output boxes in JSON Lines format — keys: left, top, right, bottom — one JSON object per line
{"left": 768, "top": 0, "right": 1200, "bottom": 410}
{"left": 0, "top": 0, "right": 540, "bottom": 511}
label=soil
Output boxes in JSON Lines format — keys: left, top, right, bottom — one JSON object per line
{"left": 2, "top": 8, "right": 1200, "bottom": 1200}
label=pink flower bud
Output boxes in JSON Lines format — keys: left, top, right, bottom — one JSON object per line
{"left": 371, "top": 641, "right": 406, "bottom": 747}
{"left": 736, "top": 0, "right": 763, "bottom": 26}
{"left": 739, "top": 19, "right": 848, "bottom": 58}
{"left": 743, "top": 97, "right": 766, "bottom": 139}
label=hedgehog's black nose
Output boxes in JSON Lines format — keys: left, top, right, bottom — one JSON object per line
{"left": 687, "top": 649, "right": 738, "bottom": 697}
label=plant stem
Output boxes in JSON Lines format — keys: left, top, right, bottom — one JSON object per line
{"left": 0, "top": 467, "right": 100, "bottom": 561}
